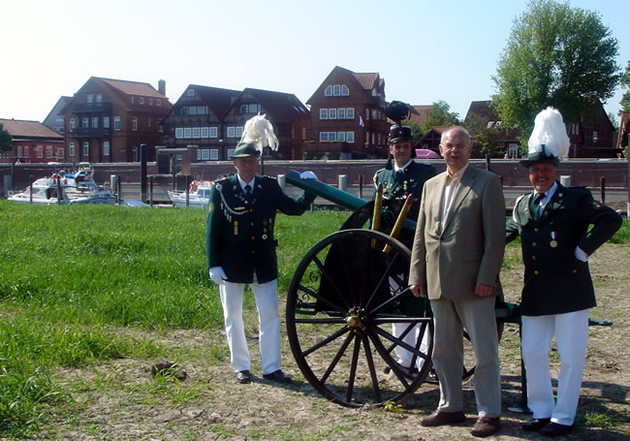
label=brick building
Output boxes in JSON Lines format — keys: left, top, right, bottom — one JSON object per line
{"left": 306, "top": 66, "right": 388, "bottom": 160}
{"left": 61, "top": 77, "right": 172, "bottom": 163}
{"left": 0, "top": 118, "right": 64, "bottom": 163}
{"left": 162, "top": 85, "right": 309, "bottom": 161}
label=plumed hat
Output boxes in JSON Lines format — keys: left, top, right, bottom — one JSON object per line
{"left": 520, "top": 107, "right": 570, "bottom": 167}
{"left": 232, "top": 114, "right": 279, "bottom": 158}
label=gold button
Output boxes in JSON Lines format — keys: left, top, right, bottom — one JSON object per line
{"left": 251, "top": 250, "right": 255, "bottom": 254}
{"left": 532, "top": 242, "right": 537, "bottom": 247}
{"left": 534, "top": 228, "right": 539, "bottom": 232}
{"left": 534, "top": 270, "right": 539, "bottom": 276}
{"left": 251, "top": 236, "right": 255, "bottom": 240}
{"left": 532, "top": 256, "right": 537, "bottom": 261}
{"left": 250, "top": 222, "right": 254, "bottom": 226}
{"left": 572, "top": 269, "right": 577, "bottom": 274}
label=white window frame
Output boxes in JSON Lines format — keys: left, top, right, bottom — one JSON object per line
{"left": 87, "top": 94, "right": 94, "bottom": 103}
{"left": 333, "top": 85, "right": 341, "bottom": 96}
{"left": 346, "top": 108, "right": 355, "bottom": 119}
{"left": 341, "top": 85, "right": 349, "bottom": 96}
{"left": 157, "top": 99, "right": 162, "bottom": 106}
{"left": 236, "top": 126, "right": 243, "bottom": 137}
{"left": 328, "top": 108, "right": 337, "bottom": 120}
{"left": 96, "top": 94, "right": 102, "bottom": 103}
{"left": 82, "top": 117, "right": 89, "bottom": 128}
{"left": 192, "top": 127, "right": 201, "bottom": 138}
{"left": 187, "top": 89, "right": 195, "bottom": 96}
{"left": 346, "top": 131, "right": 355, "bottom": 143}
{"left": 175, "top": 128, "right": 184, "bottom": 139}
{"left": 209, "top": 149, "right": 219, "bottom": 160}
{"left": 69, "top": 118, "right": 76, "bottom": 131}
{"left": 319, "top": 132, "right": 329, "bottom": 142}
{"left": 57, "top": 147, "right": 64, "bottom": 159}
{"left": 324, "top": 85, "right": 332, "bottom": 96}
{"left": 92, "top": 117, "right": 98, "bottom": 128}
{"left": 337, "top": 108, "right": 345, "bottom": 120}
{"left": 319, "top": 108, "right": 328, "bottom": 120}
{"left": 227, "top": 126, "right": 236, "bottom": 138}
{"left": 46, "top": 145, "right": 53, "bottom": 158}
{"left": 69, "top": 143, "right": 75, "bottom": 157}
{"left": 338, "top": 131, "right": 345, "bottom": 142}
{"left": 103, "top": 116, "right": 110, "bottom": 128}
{"left": 201, "top": 127, "right": 209, "bottom": 138}
{"left": 132, "top": 117, "right": 138, "bottom": 131}
{"left": 103, "top": 141, "right": 110, "bottom": 156}
{"left": 227, "top": 148, "right": 235, "bottom": 158}
{"left": 139, "top": 97, "right": 145, "bottom": 104}
{"left": 83, "top": 141, "right": 90, "bottom": 156}
{"left": 201, "top": 149, "right": 210, "bottom": 160}
{"left": 36, "top": 145, "right": 43, "bottom": 158}
{"left": 209, "top": 127, "right": 218, "bottom": 138}
{"left": 114, "top": 116, "right": 121, "bottom": 131}
{"left": 184, "top": 128, "right": 192, "bottom": 139}
{"left": 592, "top": 131, "right": 598, "bottom": 143}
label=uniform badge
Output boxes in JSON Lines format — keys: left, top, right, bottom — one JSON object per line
{"left": 591, "top": 200, "right": 603, "bottom": 209}
{"left": 208, "top": 202, "right": 214, "bottom": 212}
{"left": 550, "top": 231, "right": 558, "bottom": 248}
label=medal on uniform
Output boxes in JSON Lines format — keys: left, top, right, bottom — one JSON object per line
{"left": 549, "top": 231, "right": 557, "bottom": 248}
{"left": 234, "top": 220, "right": 239, "bottom": 235}
{"left": 262, "top": 234, "right": 268, "bottom": 240}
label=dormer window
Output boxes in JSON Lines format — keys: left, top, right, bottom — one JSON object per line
{"left": 341, "top": 85, "right": 349, "bottom": 96}
{"left": 139, "top": 97, "right": 145, "bottom": 104}
{"left": 325, "top": 85, "right": 332, "bottom": 96}
{"left": 87, "top": 94, "right": 94, "bottom": 104}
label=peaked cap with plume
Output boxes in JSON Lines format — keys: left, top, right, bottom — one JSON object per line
{"left": 520, "top": 107, "right": 570, "bottom": 167}
{"left": 232, "top": 114, "right": 279, "bottom": 158}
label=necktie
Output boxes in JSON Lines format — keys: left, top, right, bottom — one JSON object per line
{"left": 244, "top": 184, "right": 252, "bottom": 200}
{"left": 395, "top": 170, "right": 404, "bottom": 183}
{"left": 531, "top": 193, "right": 545, "bottom": 219}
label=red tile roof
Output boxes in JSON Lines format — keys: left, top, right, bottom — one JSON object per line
{"left": 0, "top": 118, "right": 63, "bottom": 139}
{"left": 96, "top": 77, "right": 167, "bottom": 98}
{"left": 352, "top": 72, "right": 379, "bottom": 90}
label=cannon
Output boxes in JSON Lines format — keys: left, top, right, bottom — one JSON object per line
{"left": 283, "top": 170, "right": 521, "bottom": 408}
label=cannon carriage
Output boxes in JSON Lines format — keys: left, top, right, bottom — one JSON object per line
{"left": 284, "top": 170, "right": 521, "bottom": 408}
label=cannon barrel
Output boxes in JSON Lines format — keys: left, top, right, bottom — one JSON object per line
{"left": 285, "top": 169, "right": 368, "bottom": 212}
{"left": 286, "top": 169, "right": 417, "bottom": 231}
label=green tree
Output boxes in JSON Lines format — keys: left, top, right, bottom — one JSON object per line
{"left": 423, "top": 100, "right": 459, "bottom": 132}
{"left": 403, "top": 120, "right": 423, "bottom": 144}
{"left": 493, "top": 0, "right": 620, "bottom": 137}
{"left": 465, "top": 114, "right": 512, "bottom": 158}
{"left": 620, "top": 60, "right": 630, "bottom": 114}
{"left": 0, "top": 123, "right": 12, "bottom": 153}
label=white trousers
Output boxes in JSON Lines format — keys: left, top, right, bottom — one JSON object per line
{"left": 219, "top": 279, "right": 282, "bottom": 375}
{"left": 521, "top": 308, "right": 590, "bottom": 426}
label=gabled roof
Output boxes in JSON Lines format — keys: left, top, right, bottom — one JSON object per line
{"left": 464, "top": 100, "right": 498, "bottom": 122}
{"left": 43, "top": 96, "right": 71, "bottom": 122}
{"left": 96, "top": 77, "right": 167, "bottom": 99}
{"left": 407, "top": 105, "right": 432, "bottom": 128}
{"left": 306, "top": 66, "right": 383, "bottom": 104}
{"left": 618, "top": 111, "right": 630, "bottom": 149}
{"left": 352, "top": 72, "right": 380, "bottom": 90}
{"left": 184, "top": 85, "right": 241, "bottom": 118}
{"left": 0, "top": 118, "right": 63, "bottom": 140}
{"left": 241, "top": 88, "right": 309, "bottom": 120}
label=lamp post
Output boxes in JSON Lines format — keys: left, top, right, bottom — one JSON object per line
{"left": 219, "top": 139, "right": 224, "bottom": 161}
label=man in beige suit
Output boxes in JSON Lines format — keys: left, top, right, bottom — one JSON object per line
{"left": 409, "top": 126, "right": 505, "bottom": 438}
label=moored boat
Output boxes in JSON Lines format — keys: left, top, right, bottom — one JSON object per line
{"left": 168, "top": 180, "right": 213, "bottom": 209}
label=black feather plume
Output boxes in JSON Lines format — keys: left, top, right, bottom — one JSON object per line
{"left": 386, "top": 101, "right": 412, "bottom": 125}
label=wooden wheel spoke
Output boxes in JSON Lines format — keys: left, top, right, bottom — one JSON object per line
{"left": 301, "top": 326, "right": 350, "bottom": 357}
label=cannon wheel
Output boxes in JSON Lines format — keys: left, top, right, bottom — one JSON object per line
{"left": 286, "top": 229, "right": 433, "bottom": 408}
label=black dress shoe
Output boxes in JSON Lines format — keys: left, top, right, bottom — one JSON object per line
{"left": 471, "top": 416, "right": 501, "bottom": 437}
{"left": 540, "top": 422, "right": 572, "bottom": 437}
{"left": 522, "top": 418, "right": 551, "bottom": 431}
{"left": 235, "top": 370, "right": 251, "bottom": 384}
{"left": 262, "top": 369, "right": 291, "bottom": 383}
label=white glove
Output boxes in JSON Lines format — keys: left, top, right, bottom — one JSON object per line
{"left": 209, "top": 266, "right": 227, "bottom": 284}
{"left": 300, "top": 171, "right": 318, "bottom": 181}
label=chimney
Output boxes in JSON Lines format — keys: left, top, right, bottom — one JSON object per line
{"left": 158, "top": 79, "right": 166, "bottom": 96}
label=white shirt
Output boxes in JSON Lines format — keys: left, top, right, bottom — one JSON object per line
{"left": 440, "top": 163, "right": 469, "bottom": 231}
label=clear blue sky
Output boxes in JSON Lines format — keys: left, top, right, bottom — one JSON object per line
{"left": 2, "top": 0, "right": 628, "bottom": 124}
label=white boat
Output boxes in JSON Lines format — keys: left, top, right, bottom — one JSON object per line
{"left": 8, "top": 164, "right": 116, "bottom": 205}
{"left": 7, "top": 177, "right": 71, "bottom": 205}
{"left": 168, "top": 180, "right": 213, "bottom": 209}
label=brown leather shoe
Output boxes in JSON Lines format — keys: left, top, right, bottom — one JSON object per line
{"left": 471, "top": 416, "right": 501, "bottom": 437}
{"left": 420, "top": 410, "right": 466, "bottom": 427}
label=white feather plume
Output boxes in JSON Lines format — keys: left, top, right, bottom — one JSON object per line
{"left": 239, "top": 114, "right": 279, "bottom": 153}
{"left": 527, "top": 107, "right": 570, "bottom": 159}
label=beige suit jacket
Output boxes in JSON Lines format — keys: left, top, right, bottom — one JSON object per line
{"left": 409, "top": 165, "right": 505, "bottom": 300}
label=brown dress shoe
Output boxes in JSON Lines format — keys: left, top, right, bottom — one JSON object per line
{"left": 420, "top": 410, "right": 466, "bottom": 427}
{"left": 471, "top": 416, "right": 501, "bottom": 437}
{"left": 522, "top": 418, "right": 551, "bottom": 431}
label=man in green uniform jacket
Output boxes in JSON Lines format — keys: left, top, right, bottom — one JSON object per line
{"left": 373, "top": 123, "right": 436, "bottom": 373}
{"left": 506, "top": 107, "right": 622, "bottom": 437}
{"left": 207, "top": 137, "right": 316, "bottom": 385}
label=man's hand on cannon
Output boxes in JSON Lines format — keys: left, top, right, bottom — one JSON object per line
{"left": 209, "top": 266, "right": 227, "bottom": 285}
{"left": 299, "top": 171, "right": 318, "bottom": 181}
{"left": 409, "top": 284, "right": 426, "bottom": 298}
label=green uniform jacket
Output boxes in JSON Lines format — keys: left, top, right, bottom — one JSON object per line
{"left": 206, "top": 174, "right": 316, "bottom": 284}
{"left": 506, "top": 183, "right": 622, "bottom": 316}
{"left": 373, "top": 161, "right": 437, "bottom": 246}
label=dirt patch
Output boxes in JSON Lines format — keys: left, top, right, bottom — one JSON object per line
{"left": 42, "top": 244, "right": 630, "bottom": 440}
